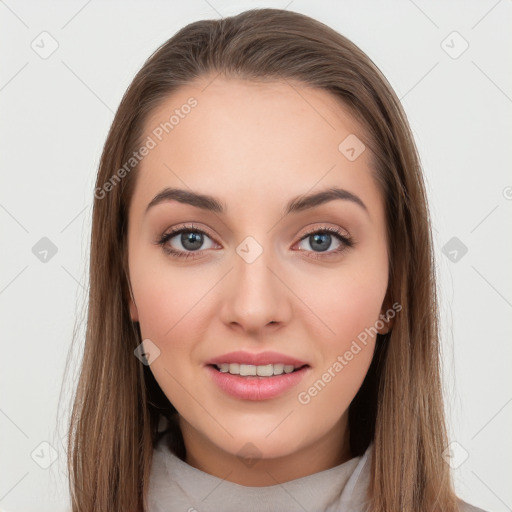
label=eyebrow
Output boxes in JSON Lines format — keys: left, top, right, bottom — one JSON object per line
{"left": 145, "top": 186, "right": 368, "bottom": 217}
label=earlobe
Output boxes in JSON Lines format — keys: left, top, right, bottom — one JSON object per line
{"left": 377, "top": 309, "right": 394, "bottom": 335}
{"left": 377, "top": 289, "right": 394, "bottom": 335}
{"left": 376, "top": 322, "right": 390, "bottom": 335}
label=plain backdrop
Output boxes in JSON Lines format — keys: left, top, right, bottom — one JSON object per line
{"left": 1, "top": 1, "right": 511, "bottom": 511}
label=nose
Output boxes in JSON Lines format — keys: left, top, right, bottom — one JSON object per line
{"left": 219, "top": 240, "right": 293, "bottom": 336}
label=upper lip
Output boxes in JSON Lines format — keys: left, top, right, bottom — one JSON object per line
{"left": 205, "top": 350, "right": 309, "bottom": 367}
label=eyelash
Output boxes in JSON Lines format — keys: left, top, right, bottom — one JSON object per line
{"left": 155, "top": 223, "right": 354, "bottom": 261}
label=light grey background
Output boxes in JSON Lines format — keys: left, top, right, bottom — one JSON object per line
{"left": 1, "top": 1, "right": 511, "bottom": 511}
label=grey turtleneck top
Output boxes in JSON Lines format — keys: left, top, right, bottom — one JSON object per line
{"left": 147, "top": 433, "right": 487, "bottom": 512}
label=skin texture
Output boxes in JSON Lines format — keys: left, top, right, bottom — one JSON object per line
{"left": 127, "top": 76, "right": 392, "bottom": 486}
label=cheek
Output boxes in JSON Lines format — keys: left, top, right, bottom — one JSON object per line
{"left": 293, "top": 261, "right": 386, "bottom": 403}
{"left": 296, "top": 338, "right": 375, "bottom": 434}
{"left": 298, "top": 263, "right": 387, "bottom": 347}
{"left": 331, "top": 285, "right": 384, "bottom": 343}
{"left": 129, "top": 252, "right": 214, "bottom": 404}
{"left": 296, "top": 282, "right": 380, "bottom": 416}
{"left": 131, "top": 264, "right": 206, "bottom": 407}
{"left": 130, "top": 255, "right": 206, "bottom": 341}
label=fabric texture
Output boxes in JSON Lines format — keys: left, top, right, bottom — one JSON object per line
{"left": 147, "top": 432, "right": 488, "bottom": 512}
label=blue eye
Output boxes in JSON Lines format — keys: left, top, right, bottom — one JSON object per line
{"left": 156, "top": 224, "right": 353, "bottom": 260}
{"left": 156, "top": 224, "right": 217, "bottom": 259}
{"left": 295, "top": 226, "right": 353, "bottom": 259}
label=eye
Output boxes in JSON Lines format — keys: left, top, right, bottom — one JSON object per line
{"left": 156, "top": 224, "right": 354, "bottom": 260}
{"left": 294, "top": 226, "right": 354, "bottom": 259}
{"left": 156, "top": 223, "right": 217, "bottom": 260}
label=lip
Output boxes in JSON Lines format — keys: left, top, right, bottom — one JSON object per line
{"left": 205, "top": 350, "right": 309, "bottom": 367}
{"left": 205, "top": 364, "right": 311, "bottom": 401}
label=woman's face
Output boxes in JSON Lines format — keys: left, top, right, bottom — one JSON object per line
{"left": 127, "top": 76, "right": 390, "bottom": 483}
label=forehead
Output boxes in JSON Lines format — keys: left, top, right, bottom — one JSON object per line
{"left": 132, "top": 76, "right": 382, "bottom": 220}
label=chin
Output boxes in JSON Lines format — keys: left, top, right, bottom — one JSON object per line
{"left": 211, "top": 426, "right": 308, "bottom": 461}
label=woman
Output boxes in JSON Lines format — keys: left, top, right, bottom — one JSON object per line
{"left": 66, "top": 8, "right": 487, "bottom": 512}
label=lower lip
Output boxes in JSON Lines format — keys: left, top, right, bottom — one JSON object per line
{"left": 205, "top": 365, "right": 310, "bottom": 401}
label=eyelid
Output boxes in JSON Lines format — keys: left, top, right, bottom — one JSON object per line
{"left": 158, "top": 222, "right": 350, "bottom": 242}
{"left": 299, "top": 224, "right": 350, "bottom": 239}
{"left": 159, "top": 222, "right": 216, "bottom": 240}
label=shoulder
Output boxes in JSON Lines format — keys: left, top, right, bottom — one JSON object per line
{"left": 457, "top": 497, "right": 489, "bottom": 512}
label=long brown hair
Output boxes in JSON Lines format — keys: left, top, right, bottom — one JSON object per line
{"left": 63, "top": 8, "right": 458, "bottom": 511}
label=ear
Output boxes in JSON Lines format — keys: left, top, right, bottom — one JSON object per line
{"left": 376, "top": 310, "right": 394, "bottom": 335}
{"left": 376, "top": 289, "right": 394, "bottom": 335}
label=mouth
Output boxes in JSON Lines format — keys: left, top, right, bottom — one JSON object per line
{"left": 208, "top": 363, "right": 309, "bottom": 377}
{"left": 205, "top": 363, "right": 311, "bottom": 401}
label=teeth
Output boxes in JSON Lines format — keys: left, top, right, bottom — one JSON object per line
{"left": 216, "top": 363, "right": 300, "bottom": 376}
{"left": 239, "top": 364, "right": 257, "bottom": 376}
{"left": 273, "top": 363, "right": 284, "bottom": 375}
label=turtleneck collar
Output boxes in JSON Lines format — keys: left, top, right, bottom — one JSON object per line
{"left": 147, "top": 432, "right": 374, "bottom": 512}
